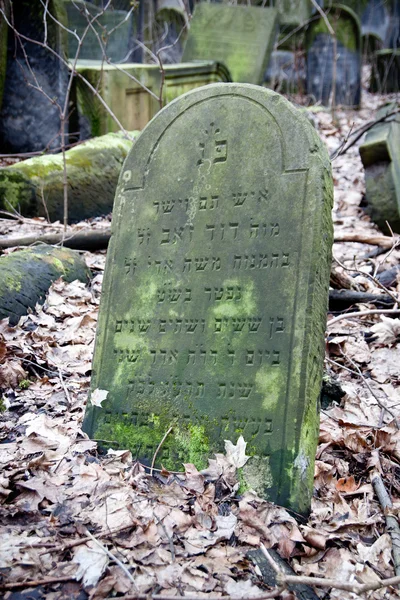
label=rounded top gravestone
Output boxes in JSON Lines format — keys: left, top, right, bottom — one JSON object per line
{"left": 83, "top": 83, "right": 333, "bottom": 515}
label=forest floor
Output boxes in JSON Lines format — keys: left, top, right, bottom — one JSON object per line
{"left": 0, "top": 85, "right": 400, "bottom": 600}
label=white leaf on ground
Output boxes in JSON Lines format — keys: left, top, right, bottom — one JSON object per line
{"left": 73, "top": 541, "right": 109, "bottom": 588}
{"left": 224, "top": 576, "right": 263, "bottom": 598}
{"left": 370, "top": 316, "right": 400, "bottom": 346}
{"left": 90, "top": 388, "right": 108, "bottom": 407}
{"left": 224, "top": 436, "right": 250, "bottom": 468}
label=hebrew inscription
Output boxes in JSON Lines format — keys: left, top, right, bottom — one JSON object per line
{"left": 83, "top": 84, "right": 333, "bottom": 515}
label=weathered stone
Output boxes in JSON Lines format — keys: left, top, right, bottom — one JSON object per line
{"left": 181, "top": 4, "right": 278, "bottom": 84}
{"left": 64, "top": 0, "right": 134, "bottom": 62}
{"left": 306, "top": 5, "right": 361, "bottom": 107}
{"left": 370, "top": 49, "right": 400, "bottom": 93}
{"left": 0, "top": 131, "right": 137, "bottom": 223}
{"left": 0, "top": 244, "right": 89, "bottom": 325}
{"left": 359, "top": 103, "right": 400, "bottom": 234}
{"left": 74, "top": 60, "right": 231, "bottom": 135}
{"left": 82, "top": 83, "right": 333, "bottom": 514}
{"left": 0, "top": 0, "right": 69, "bottom": 153}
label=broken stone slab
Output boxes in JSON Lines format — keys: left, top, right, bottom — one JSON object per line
{"left": 0, "top": 0, "right": 69, "bottom": 153}
{"left": 181, "top": 4, "right": 278, "bottom": 84}
{"left": 73, "top": 60, "right": 231, "bottom": 136}
{"left": 359, "top": 103, "right": 400, "bottom": 234}
{"left": 306, "top": 4, "right": 362, "bottom": 107}
{"left": 0, "top": 131, "right": 138, "bottom": 224}
{"left": 0, "top": 244, "right": 89, "bottom": 325}
{"left": 82, "top": 83, "right": 333, "bottom": 515}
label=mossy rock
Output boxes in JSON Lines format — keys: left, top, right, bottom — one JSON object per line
{"left": 0, "top": 131, "right": 139, "bottom": 223}
{"left": 0, "top": 244, "right": 89, "bottom": 324}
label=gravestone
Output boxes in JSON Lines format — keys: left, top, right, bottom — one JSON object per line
{"left": 370, "top": 49, "right": 400, "bottom": 93}
{"left": 181, "top": 4, "right": 278, "bottom": 84}
{"left": 154, "top": 0, "right": 189, "bottom": 64}
{"left": 0, "top": 0, "right": 69, "bottom": 153}
{"left": 264, "top": 50, "right": 305, "bottom": 94}
{"left": 64, "top": 0, "right": 134, "bottom": 62}
{"left": 82, "top": 83, "right": 333, "bottom": 515}
{"left": 359, "top": 103, "right": 400, "bottom": 234}
{"left": 306, "top": 5, "right": 361, "bottom": 107}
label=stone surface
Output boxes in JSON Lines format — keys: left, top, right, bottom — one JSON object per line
{"left": 181, "top": 4, "right": 278, "bottom": 84}
{"left": 154, "top": 0, "right": 189, "bottom": 64}
{"left": 275, "top": 0, "right": 311, "bottom": 30}
{"left": 306, "top": 5, "right": 361, "bottom": 107}
{"left": 0, "top": 0, "right": 69, "bottom": 153}
{"left": 0, "top": 131, "right": 137, "bottom": 223}
{"left": 0, "top": 244, "right": 89, "bottom": 325}
{"left": 82, "top": 83, "right": 333, "bottom": 514}
{"left": 64, "top": 0, "right": 134, "bottom": 62}
{"left": 74, "top": 60, "right": 231, "bottom": 135}
{"left": 359, "top": 103, "right": 400, "bottom": 234}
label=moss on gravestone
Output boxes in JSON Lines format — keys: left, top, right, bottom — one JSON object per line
{"left": 0, "top": 244, "right": 89, "bottom": 324}
{"left": 0, "top": 131, "right": 138, "bottom": 223}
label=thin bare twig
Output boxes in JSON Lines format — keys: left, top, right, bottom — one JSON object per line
{"left": 150, "top": 426, "right": 173, "bottom": 475}
{"left": 327, "top": 309, "right": 400, "bottom": 328}
{"left": 371, "top": 471, "right": 400, "bottom": 575}
{"left": 85, "top": 528, "right": 137, "bottom": 589}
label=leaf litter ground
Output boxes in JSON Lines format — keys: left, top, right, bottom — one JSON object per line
{"left": 0, "top": 89, "right": 400, "bottom": 600}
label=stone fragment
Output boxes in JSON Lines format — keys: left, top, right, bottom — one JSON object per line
{"left": 306, "top": 5, "right": 361, "bottom": 107}
{"left": 359, "top": 103, "right": 400, "bottom": 234}
{"left": 181, "top": 4, "right": 278, "bottom": 84}
{"left": 0, "top": 0, "right": 69, "bottom": 153}
{"left": 0, "top": 131, "right": 137, "bottom": 223}
{"left": 82, "top": 83, "right": 333, "bottom": 515}
{"left": 73, "top": 60, "right": 231, "bottom": 136}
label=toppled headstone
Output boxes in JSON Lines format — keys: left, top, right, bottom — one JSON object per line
{"left": 359, "top": 103, "right": 400, "bottom": 234}
{"left": 182, "top": 4, "right": 278, "bottom": 84}
{"left": 370, "top": 49, "right": 400, "bottom": 93}
{"left": 0, "top": 0, "right": 69, "bottom": 153}
{"left": 0, "top": 245, "right": 89, "bottom": 325}
{"left": 74, "top": 60, "right": 231, "bottom": 135}
{"left": 0, "top": 131, "right": 137, "bottom": 223}
{"left": 82, "top": 83, "right": 333, "bottom": 514}
{"left": 306, "top": 5, "right": 361, "bottom": 107}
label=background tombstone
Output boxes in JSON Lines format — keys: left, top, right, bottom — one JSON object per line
{"left": 64, "top": 0, "right": 135, "bottom": 63}
{"left": 306, "top": 5, "right": 361, "bottom": 107}
{"left": 153, "top": 0, "right": 189, "bottom": 64}
{"left": 83, "top": 83, "right": 333, "bottom": 515}
{"left": 181, "top": 4, "right": 278, "bottom": 84}
{"left": 0, "top": 0, "right": 69, "bottom": 153}
{"left": 359, "top": 103, "right": 400, "bottom": 234}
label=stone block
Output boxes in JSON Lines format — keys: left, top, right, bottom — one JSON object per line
{"left": 359, "top": 103, "right": 400, "bottom": 234}
{"left": 74, "top": 60, "right": 231, "bottom": 136}
{"left": 182, "top": 4, "right": 278, "bottom": 84}
{"left": 82, "top": 83, "right": 333, "bottom": 515}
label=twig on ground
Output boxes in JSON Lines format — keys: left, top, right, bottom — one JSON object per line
{"left": 85, "top": 528, "right": 137, "bottom": 588}
{"left": 333, "top": 233, "right": 399, "bottom": 249}
{"left": 150, "top": 426, "right": 173, "bottom": 475}
{"left": 371, "top": 471, "right": 400, "bottom": 575}
{"left": 327, "top": 309, "right": 400, "bottom": 328}
{"left": 155, "top": 516, "right": 176, "bottom": 563}
{"left": 58, "top": 367, "right": 72, "bottom": 406}
{"left": 333, "top": 254, "right": 399, "bottom": 304}
{"left": 0, "top": 575, "right": 76, "bottom": 590}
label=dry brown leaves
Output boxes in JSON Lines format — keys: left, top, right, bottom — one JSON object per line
{"left": 1, "top": 84, "right": 400, "bottom": 599}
